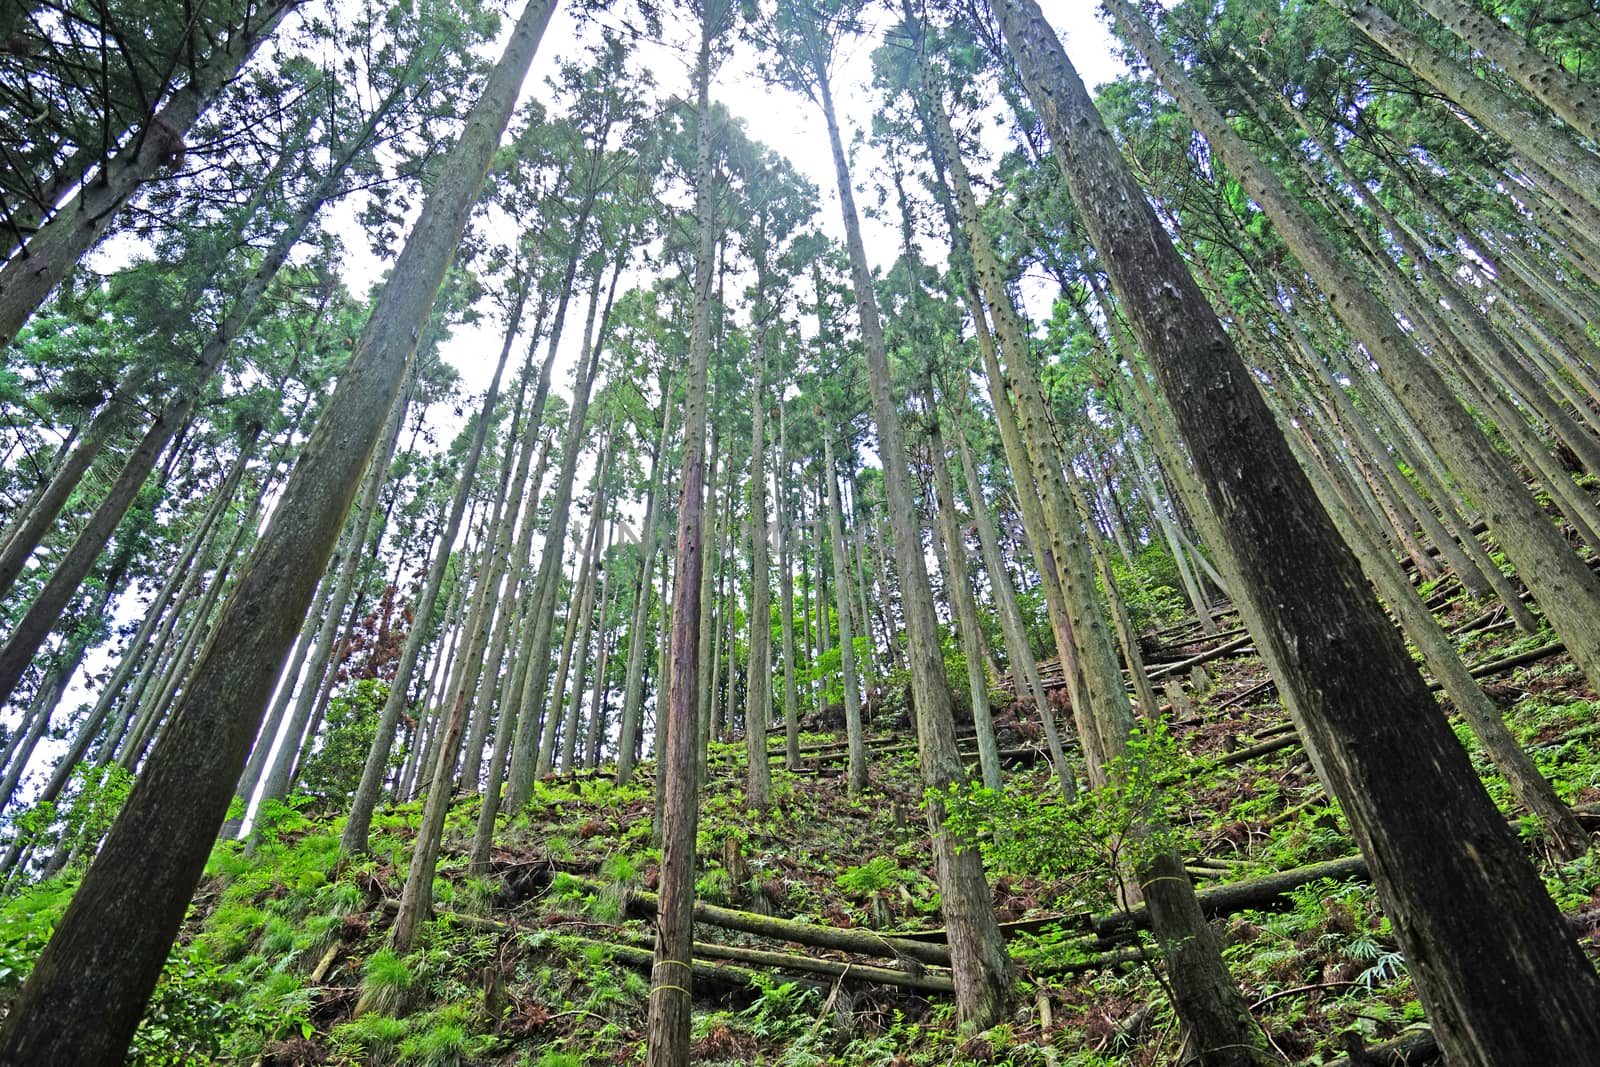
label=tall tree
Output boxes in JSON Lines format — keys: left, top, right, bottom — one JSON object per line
{"left": 0, "top": 4, "right": 556, "bottom": 1060}
{"left": 646, "top": 0, "right": 731, "bottom": 1059}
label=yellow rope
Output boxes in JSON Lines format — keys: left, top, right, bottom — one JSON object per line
{"left": 651, "top": 957, "right": 693, "bottom": 997}
{"left": 650, "top": 984, "right": 691, "bottom": 998}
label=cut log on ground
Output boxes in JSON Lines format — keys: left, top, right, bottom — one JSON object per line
{"left": 1092, "top": 855, "right": 1371, "bottom": 939}
{"left": 575, "top": 877, "right": 955, "bottom": 967}
{"left": 1146, "top": 633, "right": 1255, "bottom": 681}
{"left": 1321, "top": 1027, "right": 1439, "bottom": 1067}
{"left": 593, "top": 939, "right": 826, "bottom": 994}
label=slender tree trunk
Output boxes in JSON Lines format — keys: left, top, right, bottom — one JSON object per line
{"left": 646, "top": 2, "right": 725, "bottom": 1059}
{"left": 342, "top": 305, "right": 520, "bottom": 855}
{"left": 926, "top": 406, "right": 1001, "bottom": 791}
{"left": 745, "top": 338, "right": 772, "bottom": 812}
{"left": 955, "top": 426, "right": 1074, "bottom": 799}
{"left": 617, "top": 377, "right": 675, "bottom": 784}
{"left": 811, "top": 45, "right": 1013, "bottom": 1027}
{"left": 518, "top": 258, "right": 619, "bottom": 790}
{"left": 776, "top": 404, "right": 803, "bottom": 770}
{"left": 560, "top": 463, "right": 613, "bottom": 773}
{"left": 821, "top": 432, "right": 866, "bottom": 795}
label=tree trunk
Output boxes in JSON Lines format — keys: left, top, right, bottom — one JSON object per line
{"left": 617, "top": 375, "right": 675, "bottom": 784}
{"left": 776, "top": 403, "right": 803, "bottom": 770}
{"left": 812, "top": 46, "right": 1012, "bottom": 1029}
{"left": 518, "top": 258, "right": 618, "bottom": 790}
{"left": 646, "top": 2, "right": 725, "bottom": 1060}
{"left": 745, "top": 336, "right": 772, "bottom": 812}
{"left": 822, "top": 430, "right": 867, "bottom": 795}
{"left": 342, "top": 287, "right": 521, "bottom": 855}
{"left": 926, "top": 406, "right": 1002, "bottom": 791}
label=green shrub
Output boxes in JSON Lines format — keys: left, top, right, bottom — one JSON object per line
{"left": 358, "top": 948, "right": 416, "bottom": 1017}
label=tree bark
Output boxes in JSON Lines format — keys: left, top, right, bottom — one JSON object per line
{"left": 646, "top": 3, "right": 725, "bottom": 1059}
{"left": 811, "top": 41, "right": 1013, "bottom": 1028}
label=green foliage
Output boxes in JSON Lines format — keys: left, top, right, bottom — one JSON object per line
{"left": 942, "top": 721, "right": 1199, "bottom": 908}
{"left": 740, "top": 976, "right": 820, "bottom": 1041}
{"left": 0, "top": 877, "right": 72, "bottom": 992}
{"left": 396, "top": 1006, "right": 471, "bottom": 1067}
{"left": 1104, "top": 546, "right": 1187, "bottom": 631}
{"left": 131, "top": 946, "right": 251, "bottom": 1066}
{"left": 332, "top": 1012, "right": 410, "bottom": 1065}
{"left": 835, "top": 856, "right": 900, "bottom": 897}
{"left": 298, "top": 679, "right": 393, "bottom": 807}
{"left": 4, "top": 764, "right": 134, "bottom": 878}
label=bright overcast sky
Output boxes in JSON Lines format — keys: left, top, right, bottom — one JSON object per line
{"left": 403, "top": 2, "right": 1130, "bottom": 403}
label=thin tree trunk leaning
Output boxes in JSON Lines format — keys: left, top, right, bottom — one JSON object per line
{"left": 226, "top": 398, "right": 402, "bottom": 840}
{"left": 927, "top": 408, "right": 1002, "bottom": 791}
{"left": 391, "top": 684, "right": 473, "bottom": 954}
{"left": 0, "top": 7, "right": 554, "bottom": 1060}
{"left": 999, "top": 1, "right": 1600, "bottom": 1061}
{"left": 955, "top": 426, "right": 1074, "bottom": 800}
{"left": 341, "top": 352, "right": 516, "bottom": 854}
{"left": 0, "top": 367, "right": 153, "bottom": 602}
{"left": 822, "top": 430, "right": 867, "bottom": 796}
{"left": 776, "top": 403, "right": 803, "bottom": 770}
{"left": 8, "top": 421, "right": 261, "bottom": 857}
{"left": 519, "top": 258, "right": 617, "bottom": 790}
{"left": 745, "top": 336, "right": 772, "bottom": 812}
{"left": 560, "top": 462, "right": 612, "bottom": 772}
{"left": 810, "top": 41, "right": 1013, "bottom": 1028}
{"left": 0, "top": 0, "right": 297, "bottom": 350}
{"left": 616, "top": 376, "right": 675, "bottom": 784}
{"left": 455, "top": 291, "right": 542, "bottom": 791}
{"left": 645, "top": 2, "right": 724, "bottom": 1060}
{"left": 0, "top": 550, "right": 129, "bottom": 815}
{"left": 248, "top": 382, "right": 422, "bottom": 847}
{"left": 466, "top": 424, "right": 559, "bottom": 870}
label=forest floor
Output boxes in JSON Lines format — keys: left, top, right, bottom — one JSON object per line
{"left": 4, "top": 578, "right": 1600, "bottom": 1066}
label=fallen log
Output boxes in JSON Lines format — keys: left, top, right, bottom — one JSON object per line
{"left": 593, "top": 939, "right": 826, "bottom": 994}
{"left": 1214, "top": 677, "right": 1277, "bottom": 710}
{"left": 1092, "top": 855, "right": 1371, "bottom": 939}
{"left": 1321, "top": 1027, "right": 1438, "bottom": 1067}
{"left": 1463, "top": 640, "right": 1564, "bottom": 680}
{"left": 898, "top": 912, "right": 1090, "bottom": 944}
{"left": 1147, "top": 633, "right": 1255, "bottom": 681}
{"left": 1214, "top": 734, "right": 1300, "bottom": 768}
{"left": 571, "top": 877, "right": 954, "bottom": 967}
{"left": 678, "top": 938, "right": 953, "bottom": 993}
